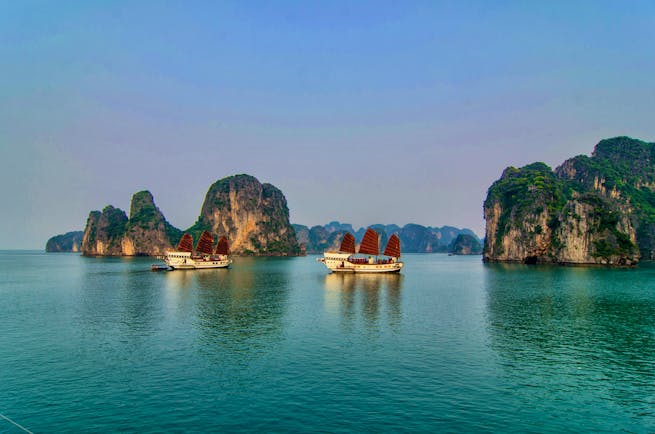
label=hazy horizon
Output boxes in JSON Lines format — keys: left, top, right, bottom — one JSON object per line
{"left": 2, "top": 1, "right": 654, "bottom": 249}
{"left": 43, "top": 179, "right": 487, "bottom": 239}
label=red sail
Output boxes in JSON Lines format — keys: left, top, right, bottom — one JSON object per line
{"left": 358, "top": 228, "right": 379, "bottom": 256}
{"left": 215, "top": 236, "right": 230, "bottom": 255}
{"left": 383, "top": 234, "right": 401, "bottom": 258}
{"left": 177, "top": 233, "right": 194, "bottom": 253}
{"left": 196, "top": 231, "right": 214, "bottom": 255}
{"left": 339, "top": 232, "right": 356, "bottom": 254}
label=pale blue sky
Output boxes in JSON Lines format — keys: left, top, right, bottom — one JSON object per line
{"left": 1, "top": 1, "right": 654, "bottom": 248}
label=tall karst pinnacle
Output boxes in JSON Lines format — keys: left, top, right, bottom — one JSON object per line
{"left": 79, "top": 175, "right": 301, "bottom": 256}
{"left": 188, "top": 174, "right": 301, "bottom": 256}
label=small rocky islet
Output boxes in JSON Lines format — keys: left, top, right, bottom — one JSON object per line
{"left": 45, "top": 231, "right": 84, "bottom": 252}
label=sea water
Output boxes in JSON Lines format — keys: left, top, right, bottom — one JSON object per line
{"left": 0, "top": 251, "right": 653, "bottom": 432}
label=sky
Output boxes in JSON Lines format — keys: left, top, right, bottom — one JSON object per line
{"left": 1, "top": 1, "right": 654, "bottom": 249}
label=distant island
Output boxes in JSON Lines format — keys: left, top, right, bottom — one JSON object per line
{"left": 46, "top": 174, "right": 482, "bottom": 257}
{"left": 45, "top": 231, "right": 84, "bottom": 252}
{"left": 484, "top": 136, "right": 655, "bottom": 265}
{"left": 294, "top": 222, "right": 482, "bottom": 255}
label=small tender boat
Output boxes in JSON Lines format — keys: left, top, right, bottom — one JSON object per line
{"left": 164, "top": 231, "right": 232, "bottom": 270}
{"left": 317, "top": 228, "right": 403, "bottom": 273}
{"left": 151, "top": 264, "right": 170, "bottom": 271}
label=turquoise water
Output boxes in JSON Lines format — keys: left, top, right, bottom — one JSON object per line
{"left": 1, "top": 251, "right": 654, "bottom": 432}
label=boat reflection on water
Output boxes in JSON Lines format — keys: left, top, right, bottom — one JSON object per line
{"left": 164, "top": 258, "right": 289, "bottom": 357}
{"left": 164, "top": 267, "right": 194, "bottom": 289}
{"left": 324, "top": 272, "right": 403, "bottom": 331}
{"left": 162, "top": 267, "right": 201, "bottom": 317}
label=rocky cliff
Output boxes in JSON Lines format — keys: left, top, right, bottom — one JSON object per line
{"left": 73, "top": 175, "right": 301, "bottom": 257}
{"left": 294, "top": 221, "right": 481, "bottom": 254}
{"left": 80, "top": 191, "right": 181, "bottom": 256}
{"left": 81, "top": 206, "right": 129, "bottom": 256}
{"left": 46, "top": 231, "right": 84, "bottom": 252}
{"left": 187, "top": 174, "right": 301, "bottom": 255}
{"left": 123, "top": 191, "right": 182, "bottom": 256}
{"left": 483, "top": 137, "right": 653, "bottom": 265}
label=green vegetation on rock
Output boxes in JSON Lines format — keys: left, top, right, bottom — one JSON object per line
{"left": 188, "top": 174, "right": 301, "bottom": 256}
{"left": 76, "top": 175, "right": 300, "bottom": 257}
{"left": 45, "top": 231, "right": 84, "bottom": 252}
{"left": 81, "top": 206, "right": 128, "bottom": 256}
{"left": 485, "top": 162, "right": 567, "bottom": 254}
{"left": 484, "top": 136, "right": 652, "bottom": 265}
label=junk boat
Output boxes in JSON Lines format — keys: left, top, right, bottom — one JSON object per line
{"left": 317, "top": 228, "right": 403, "bottom": 273}
{"left": 164, "top": 231, "right": 232, "bottom": 270}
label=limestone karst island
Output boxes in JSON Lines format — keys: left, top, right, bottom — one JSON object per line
{"left": 484, "top": 136, "right": 655, "bottom": 266}
{"left": 47, "top": 174, "right": 482, "bottom": 258}
{"left": 48, "top": 136, "right": 655, "bottom": 267}
{"left": 79, "top": 174, "right": 301, "bottom": 257}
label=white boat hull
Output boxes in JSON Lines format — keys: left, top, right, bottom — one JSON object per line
{"left": 318, "top": 252, "right": 403, "bottom": 273}
{"left": 164, "top": 251, "right": 232, "bottom": 270}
